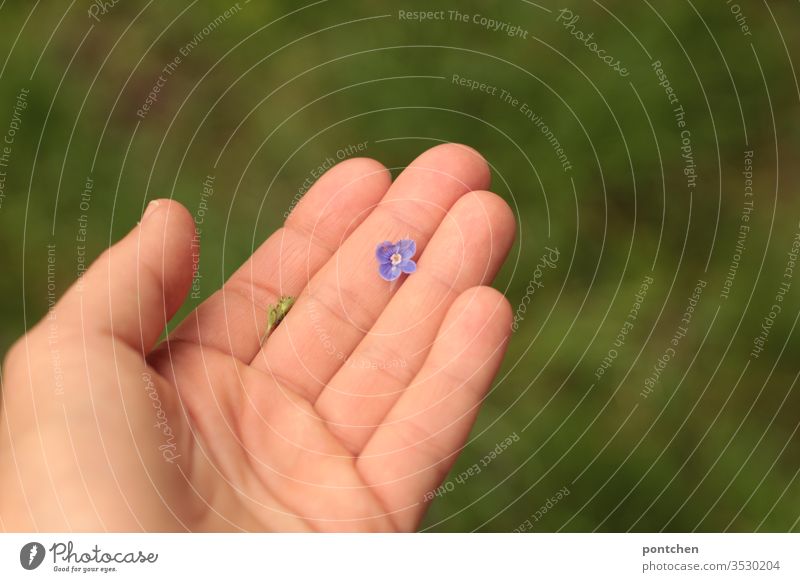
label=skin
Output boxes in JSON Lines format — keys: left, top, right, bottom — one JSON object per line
{"left": 0, "top": 144, "right": 516, "bottom": 532}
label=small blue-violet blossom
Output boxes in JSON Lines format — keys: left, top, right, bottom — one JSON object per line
{"left": 376, "top": 239, "right": 417, "bottom": 281}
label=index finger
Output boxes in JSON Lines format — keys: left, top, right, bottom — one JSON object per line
{"left": 170, "top": 157, "right": 392, "bottom": 361}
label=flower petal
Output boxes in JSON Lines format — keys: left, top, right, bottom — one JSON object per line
{"left": 375, "top": 241, "right": 397, "bottom": 263}
{"left": 379, "top": 262, "right": 401, "bottom": 281}
{"left": 400, "top": 259, "right": 416, "bottom": 274}
{"left": 397, "top": 239, "right": 416, "bottom": 260}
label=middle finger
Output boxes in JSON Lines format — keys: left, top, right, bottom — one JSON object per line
{"left": 251, "top": 143, "right": 491, "bottom": 401}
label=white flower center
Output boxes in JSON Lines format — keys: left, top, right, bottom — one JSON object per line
{"left": 390, "top": 252, "right": 402, "bottom": 266}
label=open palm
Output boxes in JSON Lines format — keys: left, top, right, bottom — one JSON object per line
{"left": 0, "top": 144, "right": 515, "bottom": 532}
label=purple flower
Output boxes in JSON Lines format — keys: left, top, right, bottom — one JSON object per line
{"left": 376, "top": 239, "right": 417, "bottom": 281}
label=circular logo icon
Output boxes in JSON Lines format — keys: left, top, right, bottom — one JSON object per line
{"left": 20, "top": 542, "right": 46, "bottom": 570}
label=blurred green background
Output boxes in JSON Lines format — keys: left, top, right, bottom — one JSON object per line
{"left": 1, "top": 0, "right": 799, "bottom": 531}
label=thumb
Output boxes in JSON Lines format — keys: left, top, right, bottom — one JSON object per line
{"left": 57, "top": 199, "right": 196, "bottom": 354}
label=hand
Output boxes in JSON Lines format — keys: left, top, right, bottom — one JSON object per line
{"left": 0, "top": 144, "right": 516, "bottom": 531}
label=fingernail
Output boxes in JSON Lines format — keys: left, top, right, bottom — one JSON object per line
{"left": 142, "top": 199, "right": 160, "bottom": 221}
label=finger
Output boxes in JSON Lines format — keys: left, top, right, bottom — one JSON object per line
{"left": 170, "top": 157, "right": 391, "bottom": 361}
{"left": 316, "top": 191, "right": 515, "bottom": 453}
{"left": 253, "top": 143, "right": 491, "bottom": 401}
{"left": 356, "top": 286, "right": 512, "bottom": 531}
{"left": 55, "top": 199, "right": 195, "bottom": 353}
